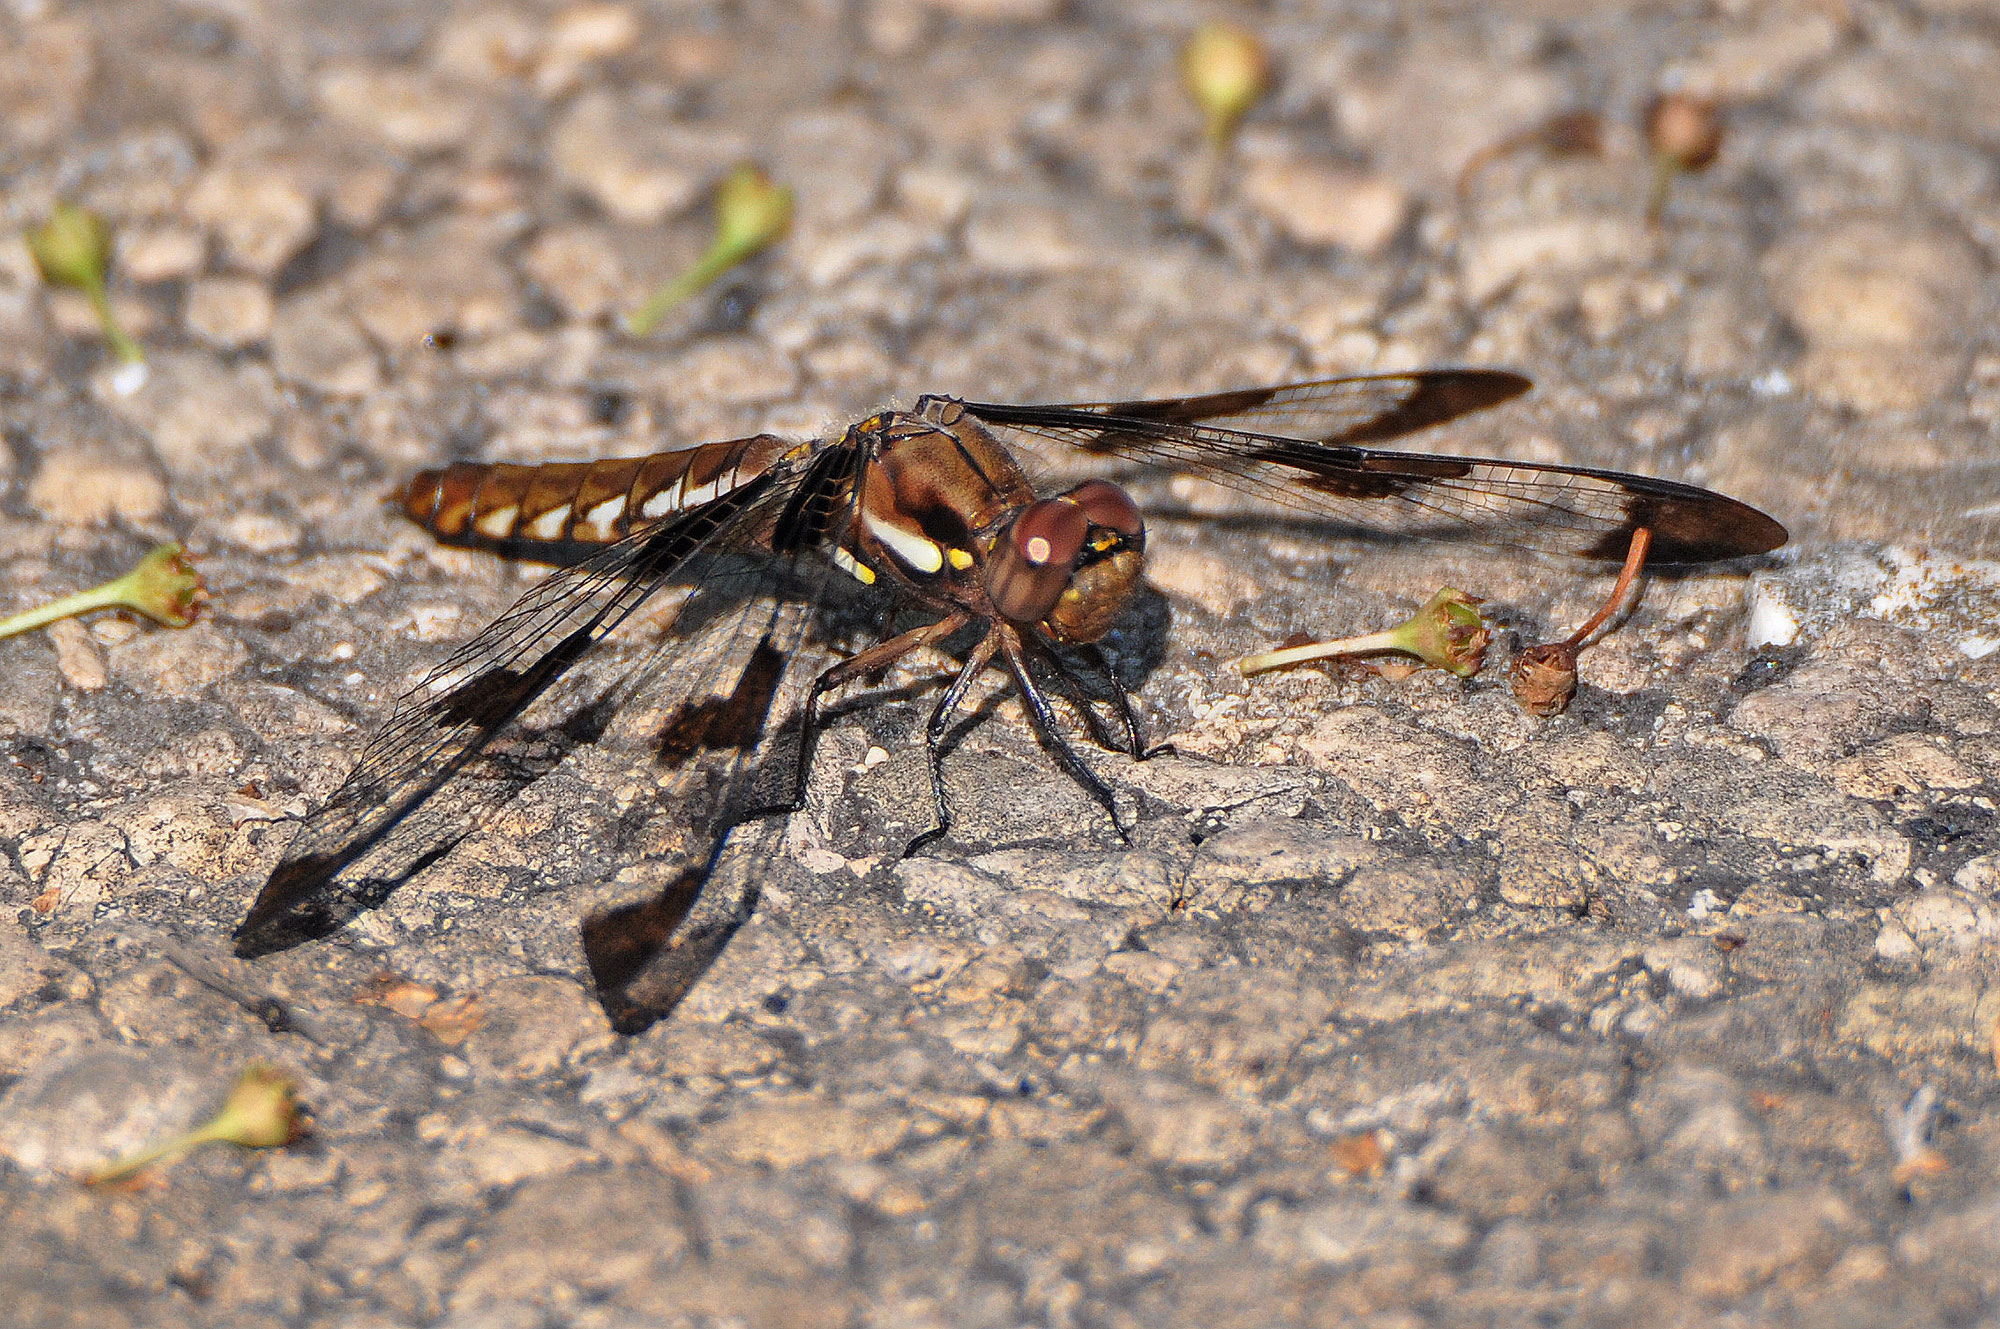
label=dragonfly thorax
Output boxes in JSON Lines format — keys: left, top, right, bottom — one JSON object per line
{"left": 855, "top": 411, "right": 1146, "bottom": 643}
{"left": 853, "top": 411, "right": 1032, "bottom": 582}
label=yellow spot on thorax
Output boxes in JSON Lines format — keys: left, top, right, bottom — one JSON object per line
{"left": 832, "top": 547, "right": 877, "bottom": 585}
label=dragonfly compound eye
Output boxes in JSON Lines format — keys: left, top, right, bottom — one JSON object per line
{"left": 988, "top": 497, "right": 1089, "bottom": 623}
{"left": 1041, "top": 480, "right": 1146, "bottom": 644}
{"left": 1064, "top": 479, "right": 1144, "bottom": 543}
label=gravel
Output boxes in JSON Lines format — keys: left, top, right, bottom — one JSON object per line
{"left": 2, "top": 0, "right": 1998, "bottom": 1325}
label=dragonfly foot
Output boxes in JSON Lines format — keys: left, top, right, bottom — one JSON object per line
{"left": 901, "top": 825, "right": 946, "bottom": 859}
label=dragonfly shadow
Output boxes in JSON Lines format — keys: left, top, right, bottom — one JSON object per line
{"left": 578, "top": 635, "right": 798, "bottom": 1034}
{"left": 581, "top": 865, "right": 761, "bottom": 1035}
{"left": 239, "top": 617, "right": 802, "bottom": 1039}
{"left": 650, "top": 634, "right": 795, "bottom": 771}
{"left": 580, "top": 592, "right": 1174, "bottom": 1030}
{"left": 239, "top": 631, "right": 799, "bottom": 1041}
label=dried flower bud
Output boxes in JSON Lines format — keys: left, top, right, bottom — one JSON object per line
{"left": 25, "top": 202, "right": 112, "bottom": 293}
{"left": 86, "top": 1065, "right": 307, "bottom": 1186}
{"left": 1509, "top": 641, "right": 1580, "bottom": 717}
{"left": 1403, "top": 587, "right": 1490, "bottom": 677}
{"left": 0, "top": 543, "right": 208, "bottom": 645}
{"left": 1645, "top": 92, "right": 1723, "bottom": 171}
{"left": 1511, "top": 525, "right": 1653, "bottom": 716}
{"left": 25, "top": 202, "right": 146, "bottom": 383}
{"left": 712, "top": 163, "right": 794, "bottom": 261}
{"left": 1238, "top": 587, "right": 1488, "bottom": 678}
{"left": 1644, "top": 93, "right": 1723, "bottom": 223}
{"left": 122, "top": 543, "right": 209, "bottom": 627}
{"left": 1181, "top": 21, "right": 1270, "bottom": 148}
{"left": 207, "top": 1064, "right": 308, "bottom": 1149}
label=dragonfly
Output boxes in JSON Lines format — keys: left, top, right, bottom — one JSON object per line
{"left": 233, "top": 370, "right": 1786, "bottom": 1030}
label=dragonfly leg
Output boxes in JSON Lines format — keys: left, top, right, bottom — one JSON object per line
{"left": 902, "top": 627, "right": 1004, "bottom": 857}
{"left": 1022, "top": 639, "right": 1135, "bottom": 756}
{"left": 998, "top": 631, "right": 1128, "bottom": 843}
{"left": 1079, "top": 642, "right": 1173, "bottom": 760}
{"left": 743, "top": 611, "right": 976, "bottom": 827}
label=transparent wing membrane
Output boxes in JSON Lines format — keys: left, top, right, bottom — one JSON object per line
{"left": 237, "top": 465, "right": 801, "bottom": 944}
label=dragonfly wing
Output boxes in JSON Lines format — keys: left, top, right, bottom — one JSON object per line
{"left": 234, "top": 465, "right": 792, "bottom": 949}
{"left": 964, "top": 373, "right": 1786, "bottom": 563}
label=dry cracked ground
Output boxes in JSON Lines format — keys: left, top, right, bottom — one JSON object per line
{"left": 3, "top": 0, "right": 2000, "bottom": 1326}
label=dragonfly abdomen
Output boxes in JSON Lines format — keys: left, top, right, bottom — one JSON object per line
{"left": 403, "top": 434, "right": 792, "bottom": 553}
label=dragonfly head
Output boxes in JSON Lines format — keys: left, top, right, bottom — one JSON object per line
{"left": 986, "top": 479, "right": 1145, "bottom": 643}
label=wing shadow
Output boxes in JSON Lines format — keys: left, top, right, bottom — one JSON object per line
{"left": 582, "top": 634, "right": 798, "bottom": 1033}
{"left": 233, "top": 689, "right": 625, "bottom": 958}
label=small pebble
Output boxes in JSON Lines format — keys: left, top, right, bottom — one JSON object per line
{"left": 270, "top": 289, "right": 381, "bottom": 397}
{"left": 184, "top": 276, "right": 274, "bottom": 349}
{"left": 1241, "top": 157, "right": 1408, "bottom": 255}
{"left": 45, "top": 619, "right": 106, "bottom": 691}
{"left": 315, "top": 65, "right": 478, "bottom": 153}
{"left": 549, "top": 90, "right": 738, "bottom": 225}
{"left": 184, "top": 164, "right": 317, "bottom": 276}
{"left": 117, "top": 225, "right": 206, "bottom": 283}
{"left": 26, "top": 451, "right": 166, "bottom": 525}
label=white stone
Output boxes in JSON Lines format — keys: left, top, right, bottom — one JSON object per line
{"left": 316, "top": 65, "right": 478, "bottom": 153}
{"left": 1241, "top": 158, "right": 1408, "bottom": 255}
{"left": 184, "top": 277, "right": 274, "bottom": 348}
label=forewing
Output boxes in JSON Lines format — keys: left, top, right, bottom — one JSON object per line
{"left": 235, "top": 463, "right": 794, "bottom": 946}
{"left": 1035, "top": 370, "right": 1533, "bottom": 445}
{"left": 962, "top": 373, "right": 1785, "bottom": 563}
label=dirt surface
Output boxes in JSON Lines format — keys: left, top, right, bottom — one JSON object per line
{"left": 3, "top": 0, "right": 2000, "bottom": 1325}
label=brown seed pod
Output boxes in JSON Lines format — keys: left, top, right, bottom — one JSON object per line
{"left": 1510, "top": 641, "right": 1581, "bottom": 717}
{"left": 1645, "top": 92, "right": 1724, "bottom": 170}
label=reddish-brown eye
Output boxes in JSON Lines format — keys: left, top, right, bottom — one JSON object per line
{"left": 1063, "top": 479, "right": 1143, "bottom": 539}
{"left": 989, "top": 499, "right": 1088, "bottom": 623}
{"left": 1011, "top": 498, "right": 1089, "bottom": 567}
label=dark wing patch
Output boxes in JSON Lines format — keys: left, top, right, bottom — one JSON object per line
{"left": 1590, "top": 484, "right": 1789, "bottom": 563}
